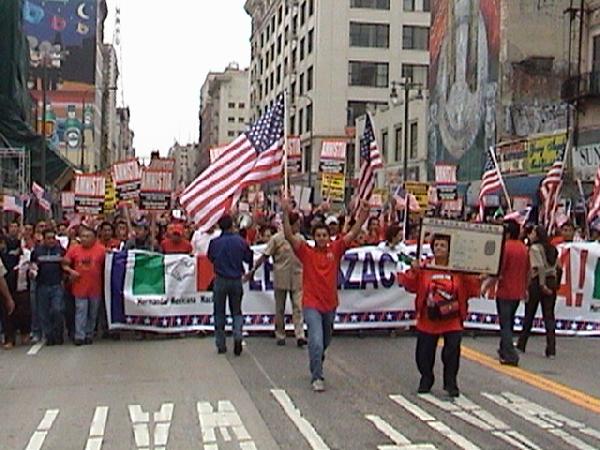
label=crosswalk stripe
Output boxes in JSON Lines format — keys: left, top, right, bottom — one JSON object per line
{"left": 85, "top": 406, "right": 109, "bottom": 450}
{"left": 26, "top": 342, "right": 44, "bottom": 356}
{"left": 366, "top": 414, "right": 437, "bottom": 449}
{"left": 25, "top": 409, "right": 59, "bottom": 450}
{"left": 390, "top": 395, "right": 481, "bottom": 450}
{"left": 482, "top": 392, "right": 600, "bottom": 450}
{"left": 271, "top": 389, "right": 330, "bottom": 450}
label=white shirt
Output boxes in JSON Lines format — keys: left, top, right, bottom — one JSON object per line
{"left": 192, "top": 229, "right": 222, "bottom": 255}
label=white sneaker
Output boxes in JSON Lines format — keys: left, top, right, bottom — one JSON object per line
{"left": 312, "top": 379, "right": 325, "bottom": 392}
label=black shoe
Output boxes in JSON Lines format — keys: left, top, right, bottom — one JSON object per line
{"left": 498, "top": 349, "right": 519, "bottom": 366}
{"left": 276, "top": 338, "right": 286, "bottom": 346}
{"left": 445, "top": 387, "right": 460, "bottom": 398}
{"left": 74, "top": 339, "right": 84, "bottom": 346}
{"left": 55, "top": 337, "right": 64, "bottom": 346}
{"left": 217, "top": 346, "right": 227, "bottom": 354}
{"left": 84, "top": 338, "right": 92, "bottom": 345}
{"left": 418, "top": 377, "right": 434, "bottom": 394}
{"left": 234, "top": 340, "right": 243, "bottom": 356}
{"left": 515, "top": 342, "right": 526, "bottom": 353}
{"left": 297, "top": 338, "right": 307, "bottom": 347}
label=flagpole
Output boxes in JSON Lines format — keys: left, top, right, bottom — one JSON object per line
{"left": 489, "top": 146, "right": 512, "bottom": 212}
{"left": 283, "top": 89, "right": 290, "bottom": 198}
{"left": 547, "top": 134, "right": 572, "bottom": 234}
{"left": 576, "top": 179, "right": 590, "bottom": 240}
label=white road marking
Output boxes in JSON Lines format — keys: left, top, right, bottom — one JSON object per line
{"left": 197, "top": 400, "right": 255, "bottom": 449}
{"left": 271, "top": 389, "right": 330, "bottom": 450}
{"left": 25, "top": 409, "right": 59, "bottom": 450}
{"left": 390, "top": 395, "right": 481, "bottom": 450}
{"left": 85, "top": 406, "right": 109, "bottom": 450}
{"left": 366, "top": 414, "right": 437, "bottom": 449}
{"left": 128, "top": 403, "right": 173, "bottom": 449}
{"left": 420, "top": 393, "right": 542, "bottom": 450}
{"left": 483, "top": 392, "right": 600, "bottom": 450}
{"left": 26, "top": 342, "right": 44, "bottom": 355}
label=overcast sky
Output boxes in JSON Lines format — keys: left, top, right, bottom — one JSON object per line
{"left": 104, "top": 0, "right": 251, "bottom": 157}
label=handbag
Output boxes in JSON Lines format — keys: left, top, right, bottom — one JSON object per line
{"left": 426, "top": 275, "right": 459, "bottom": 321}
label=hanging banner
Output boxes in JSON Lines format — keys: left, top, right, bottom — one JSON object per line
{"left": 321, "top": 173, "right": 345, "bottom": 202}
{"left": 140, "top": 169, "right": 173, "bottom": 211}
{"left": 405, "top": 181, "right": 429, "bottom": 210}
{"left": 105, "top": 243, "right": 600, "bottom": 335}
{"left": 74, "top": 174, "right": 106, "bottom": 215}
{"left": 527, "top": 131, "right": 566, "bottom": 174}
{"left": 286, "top": 136, "right": 302, "bottom": 175}
{"left": 496, "top": 139, "right": 528, "bottom": 176}
{"left": 61, "top": 191, "right": 75, "bottom": 214}
{"left": 112, "top": 159, "right": 142, "bottom": 204}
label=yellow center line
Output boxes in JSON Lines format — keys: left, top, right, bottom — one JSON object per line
{"left": 460, "top": 344, "right": 600, "bottom": 415}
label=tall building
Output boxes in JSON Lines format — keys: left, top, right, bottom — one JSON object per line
{"left": 197, "top": 64, "right": 250, "bottom": 175}
{"left": 116, "top": 106, "right": 135, "bottom": 161}
{"left": 245, "top": 0, "right": 431, "bottom": 188}
{"left": 101, "top": 43, "right": 119, "bottom": 169}
{"left": 168, "top": 142, "right": 196, "bottom": 189}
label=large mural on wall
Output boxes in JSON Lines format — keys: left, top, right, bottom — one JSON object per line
{"left": 428, "top": 0, "right": 501, "bottom": 181}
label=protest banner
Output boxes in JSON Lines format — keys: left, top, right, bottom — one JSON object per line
{"left": 61, "top": 191, "right": 75, "bottom": 214}
{"left": 112, "top": 159, "right": 142, "bottom": 204}
{"left": 140, "top": 169, "right": 173, "bottom": 211}
{"left": 319, "top": 140, "right": 347, "bottom": 202}
{"left": 105, "top": 242, "right": 600, "bottom": 336}
{"left": 418, "top": 218, "right": 504, "bottom": 275}
{"left": 104, "top": 176, "right": 116, "bottom": 214}
{"left": 286, "top": 136, "right": 302, "bottom": 175}
{"left": 435, "top": 164, "right": 458, "bottom": 202}
{"left": 405, "top": 181, "right": 429, "bottom": 210}
{"left": 74, "top": 174, "right": 106, "bottom": 215}
{"left": 321, "top": 173, "right": 345, "bottom": 202}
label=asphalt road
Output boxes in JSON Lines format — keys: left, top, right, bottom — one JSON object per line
{"left": 1, "top": 332, "right": 599, "bottom": 450}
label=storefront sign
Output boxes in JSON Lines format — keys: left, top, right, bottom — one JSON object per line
{"left": 496, "top": 139, "right": 528, "bottom": 175}
{"left": 527, "top": 132, "right": 566, "bottom": 174}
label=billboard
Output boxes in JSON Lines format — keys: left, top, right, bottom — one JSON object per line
{"left": 428, "top": 0, "right": 501, "bottom": 181}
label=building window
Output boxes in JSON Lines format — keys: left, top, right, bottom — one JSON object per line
{"left": 346, "top": 100, "right": 386, "bottom": 126}
{"left": 304, "top": 144, "right": 312, "bottom": 172}
{"left": 238, "top": 117, "right": 245, "bottom": 123}
{"left": 290, "top": 114, "right": 296, "bottom": 135}
{"left": 348, "top": 61, "right": 389, "bottom": 87}
{"left": 593, "top": 35, "right": 600, "bottom": 71}
{"left": 381, "top": 130, "right": 388, "bottom": 163}
{"left": 271, "top": 16, "right": 276, "bottom": 34}
{"left": 403, "top": 26, "right": 430, "bottom": 50}
{"left": 277, "top": 5, "right": 283, "bottom": 25}
{"left": 403, "top": 0, "right": 415, "bottom": 11}
{"left": 309, "top": 0, "right": 315, "bottom": 16}
{"left": 239, "top": 102, "right": 245, "bottom": 108}
{"left": 307, "top": 66, "right": 313, "bottom": 91}
{"left": 293, "top": 14, "right": 298, "bottom": 34}
{"left": 349, "top": 22, "right": 390, "bottom": 48}
{"left": 423, "top": 0, "right": 431, "bottom": 11}
{"left": 410, "top": 122, "right": 418, "bottom": 159}
{"left": 306, "top": 103, "right": 313, "bottom": 132}
{"left": 228, "top": 131, "right": 236, "bottom": 137}
{"left": 228, "top": 117, "right": 235, "bottom": 123}
{"left": 402, "top": 64, "right": 428, "bottom": 86}
{"left": 394, "top": 126, "right": 402, "bottom": 162}
{"left": 350, "top": 0, "right": 390, "bottom": 9}
{"left": 299, "top": 72, "right": 305, "bottom": 95}
{"left": 299, "top": 108, "right": 304, "bottom": 134}
{"left": 277, "top": 34, "right": 282, "bottom": 54}
{"left": 291, "top": 81, "right": 296, "bottom": 103}
{"left": 300, "top": 1, "right": 306, "bottom": 25}
{"left": 277, "top": 64, "right": 282, "bottom": 85}
{"left": 228, "top": 102, "right": 236, "bottom": 108}
{"left": 300, "top": 37, "right": 305, "bottom": 60}
{"left": 308, "top": 29, "right": 314, "bottom": 53}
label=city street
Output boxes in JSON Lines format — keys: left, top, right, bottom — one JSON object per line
{"left": 1, "top": 332, "right": 599, "bottom": 449}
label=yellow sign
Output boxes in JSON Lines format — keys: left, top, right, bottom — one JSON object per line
{"left": 104, "top": 177, "right": 116, "bottom": 213}
{"left": 527, "top": 132, "right": 566, "bottom": 174}
{"left": 404, "top": 181, "right": 429, "bottom": 209}
{"left": 321, "top": 173, "right": 346, "bottom": 202}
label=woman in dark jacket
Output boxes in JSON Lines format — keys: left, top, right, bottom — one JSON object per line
{"left": 517, "top": 225, "right": 560, "bottom": 358}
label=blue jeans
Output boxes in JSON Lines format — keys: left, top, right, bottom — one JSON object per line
{"left": 75, "top": 298, "right": 101, "bottom": 341}
{"left": 304, "top": 308, "right": 335, "bottom": 382}
{"left": 496, "top": 299, "right": 520, "bottom": 363}
{"left": 37, "top": 284, "right": 65, "bottom": 342}
{"left": 213, "top": 277, "right": 243, "bottom": 350}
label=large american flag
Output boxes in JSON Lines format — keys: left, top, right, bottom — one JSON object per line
{"left": 180, "top": 95, "right": 284, "bottom": 230}
{"left": 357, "top": 114, "right": 383, "bottom": 201}
{"left": 478, "top": 147, "right": 502, "bottom": 221}
{"left": 540, "top": 143, "right": 566, "bottom": 232}
{"left": 587, "top": 166, "right": 600, "bottom": 224}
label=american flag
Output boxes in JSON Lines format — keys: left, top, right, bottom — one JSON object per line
{"left": 504, "top": 207, "right": 532, "bottom": 226}
{"left": 539, "top": 143, "right": 566, "bottom": 232}
{"left": 357, "top": 114, "right": 383, "bottom": 201}
{"left": 587, "top": 166, "right": 600, "bottom": 224}
{"left": 180, "top": 95, "right": 285, "bottom": 230}
{"left": 32, "top": 181, "right": 45, "bottom": 200}
{"left": 2, "top": 195, "right": 24, "bottom": 216}
{"left": 478, "top": 147, "right": 502, "bottom": 221}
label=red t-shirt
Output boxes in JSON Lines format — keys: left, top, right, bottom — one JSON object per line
{"left": 100, "top": 238, "right": 121, "bottom": 250}
{"left": 65, "top": 242, "right": 106, "bottom": 299}
{"left": 400, "top": 267, "right": 480, "bottom": 334}
{"left": 496, "top": 239, "right": 530, "bottom": 300}
{"left": 295, "top": 239, "right": 347, "bottom": 313}
{"left": 550, "top": 236, "right": 565, "bottom": 247}
{"left": 161, "top": 238, "right": 192, "bottom": 254}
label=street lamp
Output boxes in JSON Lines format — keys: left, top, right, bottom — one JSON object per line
{"left": 390, "top": 78, "right": 423, "bottom": 183}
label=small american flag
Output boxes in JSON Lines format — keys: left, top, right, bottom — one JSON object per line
{"left": 32, "top": 182, "right": 45, "bottom": 200}
{"left": 357, "top": 114, "right": 383, "bottom": 201}
{"left": 540, "top": 143, "right": 567, "bottom": 232}
{"left": 180, "top": 95, "right": 285, "bottom": 230}
{"left": 478, "top": 147, "right": 502, "bottom": 221}
{"left": 504, "top": 207, "right": 532, "bottom": 226}
{"left": 2, "top": 195, "right": 24, "bottom": 216}
{"left": 587, "top": 166, "right": 600, "bottom": 224}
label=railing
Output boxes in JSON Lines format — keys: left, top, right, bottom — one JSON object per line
{"left": 561, "top": 71, "right": 600, "bottom": 102}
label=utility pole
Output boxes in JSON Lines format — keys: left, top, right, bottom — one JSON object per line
{"left": 80, "top": 95, "right": 86, "bottom": 169}
{"left": 40, "top": 57, "right": 48, "bottom": 187}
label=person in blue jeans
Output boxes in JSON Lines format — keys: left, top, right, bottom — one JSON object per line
{"left": 30, "top": 229, "right": 65, "bottom": 346}
{"left": 208, "top": 215, "right": 253, "bottom": 356}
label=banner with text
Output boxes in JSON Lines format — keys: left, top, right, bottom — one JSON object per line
{"left": 105, "top": 243, "right": 600, "bottom": 335}
{"left": 140, "top": 169, "right": 173, "bottom": 211}
{"left": 74, "top": 174, "right": 106, "bottom": 215}
{"left": 112, "top": 159, "right": 142, "bottom": 205}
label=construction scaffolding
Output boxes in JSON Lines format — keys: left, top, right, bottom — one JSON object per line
{"left": 0, "top": 147, "right": 30, "bottom": 196}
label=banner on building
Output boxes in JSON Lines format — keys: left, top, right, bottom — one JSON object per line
{"left": 496, "top": 139, "right": 528, "bottom": 176}
{"left": 572, "top": 128, "right": 600, "bottom": 181}
{"left": 112, "top": 159, "right": 142, "bottom": 204}
{"left": 140, "top": 169, "right": 173, "bottom": 211}
{"left": 405, "top": 181, "right": 429, "bottom": 210}
{"left": 105, "top": 243, "right": 600, "bottom": 335}
{"left": 527, "top": 131, "right": 566, "bottom": 174}
{"left": 286, "top": 136, "right": 302, "bottom": 174}
{"left": 61, "top": 191, "right": 75, "bottom": 214}
{"left": 74, "top": 174, "right": 106, "bottom": 215}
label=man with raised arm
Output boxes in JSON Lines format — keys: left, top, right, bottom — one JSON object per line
{"left": 282, "top": 196, "right": 370, "bottom": 392}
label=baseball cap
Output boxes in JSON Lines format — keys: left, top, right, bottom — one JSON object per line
{"left": 325, "top": 215, "right": 339, "bottom": 225}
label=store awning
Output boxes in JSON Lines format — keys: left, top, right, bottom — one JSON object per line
{"left": 466, "top": 175, "right": 544, "bottom": 207}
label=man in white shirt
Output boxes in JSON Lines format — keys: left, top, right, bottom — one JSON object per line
{"left": 192, "top": 224, "right": 222, "bottom": 255}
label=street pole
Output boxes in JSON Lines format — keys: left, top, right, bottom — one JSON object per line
{"left": 402, "top": 81, "right": 410, "bottom": 241}
{"left": 40, "top": 58, "right": 47, "bottom": 188}
{"left": 80, "top": 95, "right": 86, "bottom": 169}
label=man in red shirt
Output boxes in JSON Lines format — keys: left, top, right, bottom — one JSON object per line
{"left": 98, "top": 222, "right": 121, "bottom": 250}
{"left": 161, "top": 224, "right": 193, "bottom": 254}
{"left": 62, "top": 226, "right": 106, "bottom": 345}
{"left": 483, "top": 220, "right": 530, "bottom": 366}
{"left": 282, "top": 197, "right": 370, "bottom": 392}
